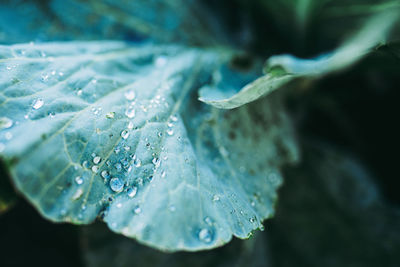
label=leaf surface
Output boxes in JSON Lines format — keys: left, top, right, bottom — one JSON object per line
{"left": 0, "top": 42, "right": 297, "bottom": 251}
{"left": 199, "top": 10, "right": 399, "bottom": 109}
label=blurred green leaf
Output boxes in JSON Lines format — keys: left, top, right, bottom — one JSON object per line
{"left": 0, "top": 0, "right": 226, "bottom": 45}
{"left": 199, "top": 10, "right": 399, "bottom": 109}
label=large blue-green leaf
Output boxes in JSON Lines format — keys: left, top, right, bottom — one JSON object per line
{"left": 199, "top": 10, "right": 399, "bottom": 109}
{"left": 0, "top": 42, "right": 298, "bottom": 251}
{"left": 0, "top": 0, "right": 225, "bottom": 45}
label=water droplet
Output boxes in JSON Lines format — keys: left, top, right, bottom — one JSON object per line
{"left": 114, "top": 163, "right": 122, "bottom": 172}
{"left": 134, "top": 157, "right": 141, "bottom": 167}
{"left": 198, "top": 228, "right": 213, "bottom": 243}
{"left": 75, "top": 176, "right": 83, "bottom": 185}
{"left": 125, "top": 107, "right": 135, "bottom": 118}
{"left": 91, "top": 165, "right": 99, "bottom": 173}
{"left": 48, "top": 111, "right": 55, "bottom": 118}
{"left": 123, "top": 145, "right": 131, "bottom": 151}
{"left": 127, "top": 121, "right": 134, "bottom": 129}
{"left": 127, "top": 186, "right": 137, "bottom": 198}
{"left": 152, "top": 157, "right": 160, "bottom": 168}
{"left": 41, "top": 74, "right": 49, "bottom": 82}
{"left": 32, "top": 98, "right": 44, "bottom": 109}
{"left": 116, "top": 203, "right": 122, "bottom": 208}
{"left": 133, "top": 205, "right": 141, "bottom": 214}
{"left": 0, "top": 117, "right": 13, "bottom": 129}
{"left": 251, "top": 201, "right": 255, "bottom": 207}
{"left": 82, "top": 161, "right": 90, "bottom": 168}
{"left": 51, "top": 70, "right": 56, "bottom": 75}
{"left": 72, "top": 188, "right": 83, "bottom": 200}
{"left": 77, "top": 90, "right": 83, "bottom": 96}
{"left": 124, "top": 90, "right": 136, "bottom": 101}
{"left": 101, "top": 170, "right": 110, "bottom": 180}
{"left": 110, "top": 177, "right": 124, "bottom": 192}
{"left": 106, "top": 112, "right": 115, "bottom": 119}
{"left": 121, "top": 130, "right": 129, "bottom": 139}
{"left": 169, "top": 205, "right": 176, "bottom": 212}
{"left": 114, "top": 147, "right": 120, "bottom": 154}
{"left": 249, "top": 217, "right": 256, "bottom": 223}
{"left": 155, "top": 56, "right": 168, "bottom": 68}
{"left": 81, "top": 204, "right": 87, "bottom": 210}
{"left": 93, "top": 156, "right": 101, "bottom": 165}
{"left": 212, "top": 195, "right": 220, "bottom": 202}
{"left": 170, "top": 115, "right": 178, "bottom": 122}
{"left": 161, "top": 170, "right": 166, "bottom": 178}
{"left": 166, "top": 129, "right": 174, "bottom": 136}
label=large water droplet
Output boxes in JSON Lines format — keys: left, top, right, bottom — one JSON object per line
{"left": 110, "top": 177, "right": 124, "bottom": 192}
{"left": 32, "top": 98, "right": 44, "bottom": 109}
{"left": 198, "top": 228, "right": 213, "bottom": 243}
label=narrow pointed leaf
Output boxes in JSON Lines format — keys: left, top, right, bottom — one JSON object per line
{"left": 199, "top": 10, "right": 399, "bottom": 109}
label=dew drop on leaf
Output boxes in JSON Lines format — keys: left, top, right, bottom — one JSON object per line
{"left": 198, "top": 228, "right": 213, "bottom": 243}
{"left": 110, "top": 177, "right": 124, "bottom": 192}
{"left": 124, "top": 90, "right": 136, "bottom": 101}
{"left": 101, "top": 170, "right": 110, "bottom": 180}
{"left": 0, "top": 117, "right": 13, "bottom": 130}
{"left": 125, "top": 107, "right": 135, "bottom": 118}
{"left": 93, "top": 156, "right": 101, "bottom": 165}
{"left": 134, "top": 205, "right": 142, "bottom": 214}
{"left": 91, "top": 165, "right": 99, "bottom": 173}
{"left": 127, "top": 186, "right": 137, "bottom": 198}
{"left": 121, "top": 130, "right": 130, "bottom": 139}
{"left": 32, "top": 98, "right": 44, "bottom": 109}
{"left": 75, "top": 176, "right": 83, "bottom": 185}
{"left": 106, "top": 112, "right": 115, "bottom": 119}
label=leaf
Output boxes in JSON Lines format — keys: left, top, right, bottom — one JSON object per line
{"left": 0, "top": 0, "right": 226, "bottom": 45}
{"left": 0, "top": 42, "right": 298, "bottom": 251}
{"left": 199, "top": 10, "right": 399, "bottom": 109}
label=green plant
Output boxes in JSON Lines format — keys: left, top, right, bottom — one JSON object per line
{"left": 1, "top": 0, "right": 399, "bottom": 263}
